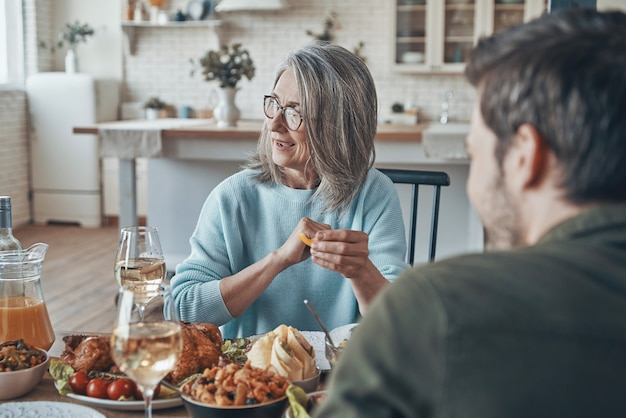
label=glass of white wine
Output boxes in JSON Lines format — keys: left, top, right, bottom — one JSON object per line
{"left": 114, "top": 226, "right": 166, "bottom": 320}
{"left": 111, "top": 287, "right": 182, "bottom": 418}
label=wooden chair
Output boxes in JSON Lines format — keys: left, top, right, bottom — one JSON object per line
{"left": 378, "top": 168, "right": 451, "bottom": 265}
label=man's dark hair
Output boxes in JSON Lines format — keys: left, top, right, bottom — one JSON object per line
{"left": 465, "top": 8, "right": 626, "bottom": 204}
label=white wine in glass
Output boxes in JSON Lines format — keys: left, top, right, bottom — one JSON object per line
{"left": 111, "top": 288, "right": 182, "bottom": 418}
{"left": 115, "top": 226, "right": 166, "bottom": 319}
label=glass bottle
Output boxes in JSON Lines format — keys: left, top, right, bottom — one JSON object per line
{"left": 0, "top": 196, "right": 23, "bottom": 252}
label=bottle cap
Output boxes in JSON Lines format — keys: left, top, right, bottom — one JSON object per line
{"left": 0, "top": 196, "right": 11, "bottom": 211}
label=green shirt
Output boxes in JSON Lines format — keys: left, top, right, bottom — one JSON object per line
{"left": 316, "top": 204, "right": 626, "bottom": 418}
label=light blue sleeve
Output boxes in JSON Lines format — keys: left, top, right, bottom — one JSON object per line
{"left": 357, "top": 169, "right": 409, "bottom": 281}
{"left": 170, "top": 176, "right": 242, "bottom": 325}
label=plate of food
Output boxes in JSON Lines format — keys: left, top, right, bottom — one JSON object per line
{"left": 50, "top": 324, "right": 224, "bottom": 410}
{"left": 225, "top": 329, "right": 330, "bottom": 371}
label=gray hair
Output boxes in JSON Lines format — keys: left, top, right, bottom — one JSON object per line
{"left": 244, "top": 43, "right": 377, "bottom": 214}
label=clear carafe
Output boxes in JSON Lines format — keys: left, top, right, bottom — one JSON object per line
{"left": 0, "top": 243, "right": 55, "bottom": 350}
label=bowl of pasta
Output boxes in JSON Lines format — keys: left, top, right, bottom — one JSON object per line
{"left": 181, "top": 362, "right": 289, "bottom": 418}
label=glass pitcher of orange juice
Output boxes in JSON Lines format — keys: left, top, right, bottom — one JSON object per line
{"left": 0, "top": 243, "right": 55, "bottom": 350}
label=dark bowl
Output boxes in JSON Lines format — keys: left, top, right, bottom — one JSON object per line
{"left": 182, "top": 394, "right": 288, "bottom": 418}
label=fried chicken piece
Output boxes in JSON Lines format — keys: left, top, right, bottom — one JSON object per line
{"left": 60, "top": 335, "right": 116, "bottom": 373}
{"left": 168, "top": 322, "right": 223, "bottom": 385}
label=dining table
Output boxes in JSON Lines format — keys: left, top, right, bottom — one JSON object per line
{"left": 5, "top": 373, "right": 190, "bottom": 417}
{"left": 3, "top": 331, "right": 325, "bottom": 417}
{"left": 2, "top": 336, "right": 190, "bottom": 417}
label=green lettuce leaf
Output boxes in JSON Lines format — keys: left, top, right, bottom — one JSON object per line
{"left": 49, "top": 358, "right": 76, "bottom": 396}
{"left": 286, "top": 384, "right": 311, "bottom": 418}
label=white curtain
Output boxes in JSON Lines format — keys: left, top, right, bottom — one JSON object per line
{"left": 0, "top": 0, "right": 25, "bottom": 86}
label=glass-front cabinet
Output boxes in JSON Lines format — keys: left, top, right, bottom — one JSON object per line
{"left": 393, "top": 0, "right": 546, "bottom": 73}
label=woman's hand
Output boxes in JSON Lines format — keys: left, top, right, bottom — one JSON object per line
{"left": 276, "top": 217, "right": 331, "bottom": 267}
{"left": 309, "top": 229, "right": 370, "bottom": 278}
{"left": 310, "top": 229, "right": 390, "bottom": 314}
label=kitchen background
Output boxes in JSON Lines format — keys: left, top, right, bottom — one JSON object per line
{"left": 1, "top": 0, "right": 624, "bottom": 228}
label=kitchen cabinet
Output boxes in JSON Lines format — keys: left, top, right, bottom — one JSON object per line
{"left": 121, "top": 19, "right": 222, "bottom": 55}
{"left": 392, "top": 0, "right": 546, "bottom": 73}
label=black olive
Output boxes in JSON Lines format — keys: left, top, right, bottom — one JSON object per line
{"left": 246, "top": 398, "right": 259, "bottom": 405}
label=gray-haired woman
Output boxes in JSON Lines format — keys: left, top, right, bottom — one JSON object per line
{"left": 171, "top": 43, "right": 407, "bottom": 339}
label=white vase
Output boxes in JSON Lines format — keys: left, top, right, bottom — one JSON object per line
{"left": 214, "top": 87, "right": 240, "bottom": 128}
{"left": 145, "top": 108, "right": 161, "bottom": 120}
{"left": 65, "top": 48, "right": 78, "bottom": 73}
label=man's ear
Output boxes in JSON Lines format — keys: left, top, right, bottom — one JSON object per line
{"left": 509, "top": 123, "right": 549, "bottom": 189}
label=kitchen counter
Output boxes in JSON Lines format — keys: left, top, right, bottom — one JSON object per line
{"left": 75, "top": 119, "right": 428, "bottom": 141}
{"left": 75, "top": 118, "right": 480, "bottom": 266}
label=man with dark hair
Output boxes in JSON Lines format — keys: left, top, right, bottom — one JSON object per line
{"left": 316, "top": 8, "right": 626, "bottom": 418}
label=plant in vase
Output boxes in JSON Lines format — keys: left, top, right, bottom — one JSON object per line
{"left": 190, "top": 43, "right": 256, "bottom": 127}
{"left": 306, "top": 11, "right": 367, "bottom": 63}
{"left": 56, "top": 21, "right": 95, "bottom": 73}
{"left": 143, "top": 96, "right": 166, "bottom": 120}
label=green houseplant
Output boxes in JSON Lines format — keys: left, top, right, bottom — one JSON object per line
{"left": 191, "top": 43, "right": 256, "bottom": 88}
{"left": 56, "top": 21, "right": 95, "bottom": 51}
{"left": 191, "top": 43, "right": 256, "bottom": 127}
{"left": 143, "top": 97, "right": 166, "bottom": 120}
{"left": 55, "top": 21, "right": 95, "bottom": 73}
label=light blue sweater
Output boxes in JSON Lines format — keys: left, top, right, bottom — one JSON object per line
{"left": 171, "top": 168, "right": 407, "bottom": 339}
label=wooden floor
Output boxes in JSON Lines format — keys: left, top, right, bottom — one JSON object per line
{"left": 14, "top": 223, "right": 121, "bottom": 343}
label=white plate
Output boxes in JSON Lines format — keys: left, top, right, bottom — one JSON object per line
{"left": 66, "top": 393, "right": 182, "bottom": 411}
{"left": 329, "top": 323, "right": 358, "bottom": 345}
{"left": 0, "top": 401, "right": 105, "bottom": 418}
{"left": 300, "top": 330, "right": 330, "bottom": 371}
{"left": 187, "top": 0, "right": 205, "bottom": 20}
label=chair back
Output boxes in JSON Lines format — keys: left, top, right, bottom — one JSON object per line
{"left": 377, "top": 168, "right": 450, "bottom": 264}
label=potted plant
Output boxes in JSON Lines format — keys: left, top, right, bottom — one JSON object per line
{"left": 191, "top": 43, "right": 255, "bottom": 127}
{"left": 143, "top": 96, "right": 166, "bottom": 120}
{"left": 56, "top": 21, "right": 95, "bottom": 73}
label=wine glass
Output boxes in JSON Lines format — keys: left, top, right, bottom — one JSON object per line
{"left": 110, "top": 287, "right": 182, "bottom": 418}
{"left": 114, "top": 226, "right": 166, "bottom": 320}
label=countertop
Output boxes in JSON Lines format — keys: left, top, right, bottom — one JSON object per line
{"left": 74, "top": 119, "right": 428, "bottom": 142}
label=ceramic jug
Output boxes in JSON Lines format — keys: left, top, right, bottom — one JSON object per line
{"left": 0, "top": 243, "right": 55, "bottom": 350}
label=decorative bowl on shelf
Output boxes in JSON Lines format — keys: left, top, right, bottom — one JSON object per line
{"left": 401, "top": 51, "right": 425, "bottom": 64}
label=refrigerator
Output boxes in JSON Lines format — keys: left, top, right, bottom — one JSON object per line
{"left": 26, "top": 73, "right": 119, "bottom": 227}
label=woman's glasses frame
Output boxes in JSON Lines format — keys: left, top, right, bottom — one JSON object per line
{"left": 263, "top": 95, "right": 303, "bottom": 131}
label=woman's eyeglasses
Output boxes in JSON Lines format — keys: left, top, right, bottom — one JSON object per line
{"left": 263, "top": 95, "right": 303, "bottom": 131}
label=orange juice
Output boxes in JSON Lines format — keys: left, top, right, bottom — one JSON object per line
{"left": 0, "top": 296, "right": 55, "bottom": 350}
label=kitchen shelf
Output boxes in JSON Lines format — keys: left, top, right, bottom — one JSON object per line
{"left": 392, "top": 0, "right": 546, "bottom": 74}
{"left": 121, "top": 19, "right": 222, "bottom": 55}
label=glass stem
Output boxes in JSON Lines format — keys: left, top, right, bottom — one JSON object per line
{"left": 144, "top": 395, "right": 153, "bottom": 418}
{"left": 143, "top": 390, "right": 154, "bottom": 418}
{"left": 137, "top": 303, "right": 146, "bottom": 321}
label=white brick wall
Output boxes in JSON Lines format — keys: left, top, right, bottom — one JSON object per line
{"left": 0, "top": 90, "right": 30, "bottom": 227}
{"left": 0, "top": 0, "right": 52, "bottom": 227}
{"left": 122, "top": 0, "right": 475, "bottom": 123}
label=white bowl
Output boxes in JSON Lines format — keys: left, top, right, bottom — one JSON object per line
{"left": 401, "top": 52, "right": 425, "bottom": 64}
{"left": 0, "top": 348, "right": 49, "bottom": 400}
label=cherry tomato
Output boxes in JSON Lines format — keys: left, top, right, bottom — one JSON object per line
{"left": 86, "top": 377, "right": 110, "bottom": 399}
{"left": 107, "top": 378, "right": 135, "bottom": 400}
{"left": 68, "top": 370, "right": 90, "bottom": 395}
{"left": 133, "top": 382, "right": 160, "bottom": 400}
